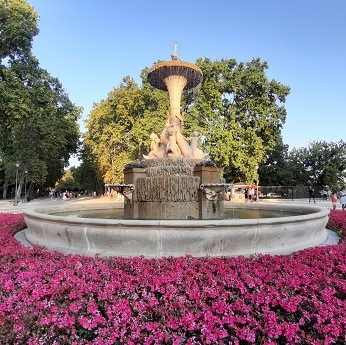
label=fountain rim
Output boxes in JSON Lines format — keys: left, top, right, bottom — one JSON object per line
{"left": 23, "top": 202, "right": 329, "bottom": 227}
{"left": 147, "top": 59, "right": 203, "bottom": 91}
{"left": 23, "top": 202, "right": 330, "bottom": 257}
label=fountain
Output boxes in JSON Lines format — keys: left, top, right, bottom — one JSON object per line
{"left": 23, "top": 46, "right": 330, "bottom": 257}
{"left": 105, "top": 47, "right": 225, "bottom": 221}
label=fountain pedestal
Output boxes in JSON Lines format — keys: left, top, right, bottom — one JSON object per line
{"left": 122, "top": 159, "right": 224, "bottom": 220}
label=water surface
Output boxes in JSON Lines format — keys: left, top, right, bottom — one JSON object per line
{"left": 48, "top": 208, "right": 304, "bottom": 219}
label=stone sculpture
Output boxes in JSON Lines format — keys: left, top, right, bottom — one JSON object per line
{"left": 109, "top": 45, "right": 225, "bottom": 219}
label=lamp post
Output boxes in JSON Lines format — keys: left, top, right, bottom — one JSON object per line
{"left": 24, "top": 170, "right": 28, "bottom": 203}
{"left": 255, "top": 164, "right": 259, "bottom": 202}
{"left": 14, "top": 161, "right": 20, "bottom": 206}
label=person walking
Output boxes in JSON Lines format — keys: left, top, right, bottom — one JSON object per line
{"left": 244, "top": 188, "right": 249, "bottom": 202}
{"left": 322, "top": 189, "right": 328, "bottom": 201}
{"left": 339, "top": 187, "right": 346, "bottom": 210}
{"left": 248, "top": 187, "right": 254, "bottom": 203}
{"left": 308, "top": 186, "right": 316, "bottom": 203}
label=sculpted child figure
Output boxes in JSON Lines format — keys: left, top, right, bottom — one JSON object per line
{"left": 144, "top": 111, "right": 207, "bottom": 160}
{"left": 187, "top": 131, "right": 208, "bottom": 159}
{"left": 164, "top": 126, "right": 181, "bottom": 157}
{"left": 144, "top": 132, "right": 165, "bottom": 159}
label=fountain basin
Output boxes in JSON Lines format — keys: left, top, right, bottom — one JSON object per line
{"left": 23, "top": 202, "right": 329, "bottom": 258}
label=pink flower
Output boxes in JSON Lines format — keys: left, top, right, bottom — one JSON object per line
{"left": 0, "top": 212, "right": 345, "bottom": 344}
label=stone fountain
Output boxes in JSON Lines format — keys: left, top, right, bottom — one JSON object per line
{"left": 23, "top": 47, "right": 330, "bottom": 258}
{"left": 107, "top": 47, "right": 225, "bottom": 220}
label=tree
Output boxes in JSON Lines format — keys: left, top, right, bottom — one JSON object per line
{"left": 84, "top": 59, "right": 290, "bottom": 184}
{"left": 258, "top": 136, "right": 291, "bottom": 186}
{"left": 0, "top": 0, "right": 38, "bottom": 60}
{"left": 193, "top": 58, "right": 290, "bottom": 183}
{"left": 84, "top": 76, "right": 168, "bottom": 183}
{"left": 55, "top": 169, "right": 77, "bottom": 192}
{"left": 0, "top": 57, "right": 81, "bottom": 199}
{"left": 285, "top": 141, "right": 346, "bottom": 188}
{"left": 71, "top": 145, "right": 104, "bottom": 193}
{"left": 0, "top": 0, "right": 81, "bottom": 199}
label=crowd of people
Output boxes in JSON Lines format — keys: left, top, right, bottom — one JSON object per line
{"left": 224, "top": 185, "right": 259, "bottom": 202}
{"left": 225, "top": 184, "right": 346, "bottom": 209}
{"left": 244, "top": 186, "right": 257, "bottom": 203}
{"left": 308, "top": 186, "right": 346, "bottom": 210}
{"left": 48, "top": 190, "right": 98, "bottom": 200}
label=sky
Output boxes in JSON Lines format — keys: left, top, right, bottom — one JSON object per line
{"left": 27, "top": 0, "right": 346, "bottom": 161}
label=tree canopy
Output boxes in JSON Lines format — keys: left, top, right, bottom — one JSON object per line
{"left": 193, "top": 58, "right": 290, "bottom": 182}
{"left": 84, "top": 76, "right": 169, "bottom": 183}
{"left": 0, "top": 0, "right": 38, "bottom": 60}
{"left": 0, "top": 0, "right": 81, "bottom": 199}
{"left": 257, "top": 137, "right": 291, "bottom": 186}
{"left": 258, "top": 140, "right": 346, "bottom": 189}
{"left": 85, "top": 58, "right": 290, "bottom": 184}
{"left": 288, "top": 141, "right": 346, "bottom": 188}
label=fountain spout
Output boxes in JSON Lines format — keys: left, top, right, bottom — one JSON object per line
{"left": 200, "top": 183, "right": 226, "bottom": 201}
{"left": 171, "top": 41, "right": 180, "bottom": 60}
{"left": 106, "top": 184, "right": 135, "bottom": 201}
{"left": 200, "top": 183, "right": 226, "bottom": 215}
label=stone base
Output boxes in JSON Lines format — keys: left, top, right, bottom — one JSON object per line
{"left": 136, "top": 201, "right": 199, "bottom": 220}
{"left": 199, "top": 200, "right": 224, "bottom": 219}
{"left": 122, "top": 159, "right": 224, "bottom": 220}
{"left": 24, "top": 203, "right": 330, "bottom": 258}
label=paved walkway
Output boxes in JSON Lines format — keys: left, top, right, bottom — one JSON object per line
{"left": 0, "top": 196, "right": 115, "bottom": 214}
{"left": 0, "top": 196, "right": 339, "bottom": 214}
{"left": 229, "top": 197, "right": 337, "bottom": 209}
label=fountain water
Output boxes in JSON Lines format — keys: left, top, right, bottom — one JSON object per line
{"left": 24, "top": 47, "right": 329, "bottom": 257}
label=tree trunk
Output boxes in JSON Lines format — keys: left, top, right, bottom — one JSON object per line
{"left": 27, "top": 183, "right": 34, "bottom": 201}
{"left": 2, "top": 180, "right": 8, "bottom": 200}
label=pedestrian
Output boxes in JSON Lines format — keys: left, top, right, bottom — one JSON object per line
{"left": 339, "top": 187, "right": 346, "bottom": 210}
{"left": 322, "top": 189, "right": 328, "bottom": 201}
{"left": 308, "top": 186, "right": 316, "bottom": 203}
{"left": 248, "top": 187, "right": 254, "bottom": 203}
{"left": 244, "top": 188, "right": 249, "bottom": 202}
{"left": 331, "top": 192, "right": 337, "bottom": 210}
{"left": 225, "top": 188, "right": 231, "bottom": 201}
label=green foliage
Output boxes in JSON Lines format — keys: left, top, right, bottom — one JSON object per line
{"left": 55, "top": 169, "right": 77, "bottom": 191}
{"left": 258, "top": 136, "right": 291, "bottom": 186}
{"left": 2, "top": 51, "right": 286, "bottom": 189}
{"left": 84, "top": 58, "right": 290, "bottom": 184}
{"left": 194, "top": 58, "right": 290, "bottom": 183}
{"left": 71, "top": 146, "right": 104, "bottom": 192}
{"left": 0, "top": 58, "right": 81, "bottom": 188}
{"left": 285, "top": 141, "right": 346, "bottom": 188}
{"left": 0, "top": 0, "right": 81, "bottom": 198}
{"left": 0, "top": 0, "right": 39, "bottom": 60}
{"left": 84, "top": 76, "right": 168, "bottom": 183}
{"left": 258, "top": 140, "right": 346, "bottom": 188}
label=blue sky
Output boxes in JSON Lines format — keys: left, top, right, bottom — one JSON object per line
{"left": 28, "top": 0, "right": 345, "bottom": 154}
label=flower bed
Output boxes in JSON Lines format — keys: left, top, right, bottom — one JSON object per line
{"left": 0, "top": 213, "right": 345, "bottom": 344}
{"left": 327, "top": 210, "right": 346, "bottom": 243}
